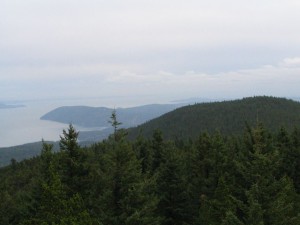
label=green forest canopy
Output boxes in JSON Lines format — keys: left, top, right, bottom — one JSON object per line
{"left": 128, "top": 96, "right": 300, "bottom": 139}
{"left": 1, "top": 110, "right": 300, "bottom": 224}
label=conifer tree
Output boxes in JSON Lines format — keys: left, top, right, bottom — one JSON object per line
{"left": 151, "top": 129, "right": 164, "bottom": 172}
{"left": 156, "top": 145, "right": 190, "bottom": 225}
{"left": 198, "top": 175, "right": 240, "bottom": 225}
{"left": 94, "top": 114, "right": 160, "bottom": 225}
{"left": 277, "top": 128, "right": 300, "bottom": 192}
{"left": 109, "top": 109, "right": 127, "bottom": 142}
{"left": 133, "top": 135, "right": 152, "bottom": 174}
{"left": 60, "top": 124, "right": 80, "bottom": 154}
{"left": 59, "top": 124, "right": 84, "bottom": 195}
{"left": 187, "top": 132, "right": 212, "bottom": 223}
{"left": 221, "top": 211, "right": 244, "bottom": 225}
{"left": 98, "top": 141, "right": 159, "bottom": 225}
{"left": 245, "top": 184, "right": 265, "bottom": 225}
{"left": 267, "top": 176, "right": 300, "bottom": 225}
{"left": 21, "top": 142, "right": 94, "bottom": 225}
{"left": 0, "top": 191, "right": 15, "bottom": 224}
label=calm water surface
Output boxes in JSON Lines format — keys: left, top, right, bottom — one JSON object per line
{"left": 0, "top": 101, "right": 69, "bottom": 147}
{"left": 0, "top": 97, "right": 161, "bottom": 147}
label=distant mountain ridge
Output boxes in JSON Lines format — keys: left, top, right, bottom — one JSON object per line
{"left": 0, "top": 104, "right": 184, "bottom": 166}
{"left": 128, "top": 96, "right": 300, "bottom": 140}
{"left": 0, "top": 103, "right": 25, "bottom": 109}
{"left": 0, "top": 141, "right": 59, "bottom": 167}
{"left": 40, "top": 104, "right": 184, "bottom": 128}
{"left": 3, "top": 96, "right": 300, "bottom": 167}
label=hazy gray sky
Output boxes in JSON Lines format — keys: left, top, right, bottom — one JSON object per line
{"left": 1, "top": 0, "right": 300, "bottom": 104}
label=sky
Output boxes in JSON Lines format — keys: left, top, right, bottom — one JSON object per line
{"left": 1, "top": 0, "right": 300, "bottom": 106}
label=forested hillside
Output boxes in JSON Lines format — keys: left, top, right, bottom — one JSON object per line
{"left": 2, "top": 96, "right": 300, "bottom": 167}
{"left": 128, "top": 96, "right": 300, "bottom": 140}
{"left": 41, "top": 104, "right": 183, "bottom": 128}
{"left": 0, "top": 142, "right": 59, "bottom": 167}
{"left": 0, "top": 121, "right": 300, "bottom": 224}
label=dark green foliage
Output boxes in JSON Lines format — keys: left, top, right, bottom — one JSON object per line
{"left": 59, "top": 124, "right": 88, "bottom": 195}
{"left": 267, "top": 176, "right": 300, "bottom": 225}
{"left": 128, "top": 96, "right": 300, "bottom": 140}
{"left": 99, "top": 141, "right": 159, "bottom": 225}
{"left": 133, "top": 135, "right": 153, "bottom": 174}
{"left": 276, "top": 128, "right": 300, "bottom": 193}
{"left": 0, "top": 141, "right": 59, "bottom": 167}
{"left": 245, "top": 184, "right": 265, "bottom": 225}
{"left": 1, "top": 118, "right": 300, "bottom": 224}
{"left": 59, "top": 124, "right": 80, "bottom": 153}
{"left": 151, "top": 130, "right": 164, "bottom": 172}
{"left": 221, "top": 211, "right": 244, "bottom": 225}
{"left": 156, "top": 146, "right": 191, "bottom": 225}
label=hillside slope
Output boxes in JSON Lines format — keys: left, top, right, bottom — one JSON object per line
{"left": 41, "top": 104, "right": 183, "bottom": 128}
{"left": 128, "top": 96, "right": 300, "bottom": 139}
{"left": 0, "top": 141, "right": 59, "bottom": 167}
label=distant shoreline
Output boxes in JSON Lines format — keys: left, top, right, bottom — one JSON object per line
{"left": 0, "top": 104, "right": 26, "bottom": 109}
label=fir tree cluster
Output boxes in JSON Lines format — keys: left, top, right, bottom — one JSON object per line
{"left": 1, "top": 121, "right": 300, "bottom": 224}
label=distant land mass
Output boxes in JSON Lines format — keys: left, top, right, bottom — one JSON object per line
{"left": 40, "top": 103, "right": 185, "bottom": 128}
{"left": 40, "top": 103, "right": 187, "bottom": 143}
{"left": 0, "top": 103, "right": 25, "bottom": 109}
{"left": 128, "top": 96, "right": 300, "bottom": 140}
{"left": 3, "top": 96, "right": 300, "bottom": 167}
{"left": 0, "top": 141, "right": 59, "bottom": 167}
{"left": 0, "top": 139, "right": 99, "bottom": 167}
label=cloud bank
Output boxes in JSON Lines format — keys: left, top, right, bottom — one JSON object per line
{"left": 1, "top": 1, "right": 300, "bottom": 104}
{"left": 1, "top": 58, "right": 300, "bottom": 104}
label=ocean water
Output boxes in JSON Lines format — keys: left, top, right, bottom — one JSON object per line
{"left": 0, "top": 96, "right": 167, "bottom": 147}
{"left": 0, "top": 98, "right": 116, "bottom": 148}
{"left": 0, "top": 101, "right": 68, "bottom": 147}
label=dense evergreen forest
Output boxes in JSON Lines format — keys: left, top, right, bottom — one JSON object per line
{"left": 0, "top": 142, "right": 59, "bottom": 167}
{"left": 128, "top": 96, "right": 300, "bottom": 139}
{"left": 1, "top": 110, "right": 300, "bottom": 224}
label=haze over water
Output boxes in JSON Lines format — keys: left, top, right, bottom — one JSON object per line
{"left": 0, "top": 100, "right": 74, "bottom": 148}
{"left": 0, "top": 96, "right": 172, "bottom": 148}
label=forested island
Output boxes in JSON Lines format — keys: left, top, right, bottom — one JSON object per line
{"left": 40, "top": 104, "right": 183, "bottom": 128}
{"left": 1, "top": 96, "right": 300, "bottom": 224}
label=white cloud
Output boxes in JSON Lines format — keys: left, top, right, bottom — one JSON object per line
{"left": 281, "top": 58, "right": 300, "bottom": 67}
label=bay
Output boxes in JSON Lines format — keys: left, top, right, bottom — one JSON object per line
{"left": 0, "top": 102, "right": 66, "bottom": 147}
{"left": 0, "top": 96, "right": 175, "bottom": 148}
{"left": 0, "top": 98, "right": 115, "bottom": 148}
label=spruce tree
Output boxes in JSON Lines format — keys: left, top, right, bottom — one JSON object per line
{"left": 156, "top": 145, "right": 190, "bottom": 225}
{"left": 59, "top": 124, "right": 84, "bottom": 195}
{"left": 95, "top": 113, "right": 159, "bottom": 224}
{"left": 221, "top": 211, "right": 244, "bottom": 225}
{"left": 151, "top": 129, "right": 164, "bottom": 172}
{"left": 21, "top": 142, "right": 94, "bottom": 225}
{"left": 98, "top": 141, "right": 160, "bottom": 225}
{"left": 267, "top": 176, "right": 300, "bottom": 225}
{"left": 245, "top": 184, "right": 265, "bottom": 225}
